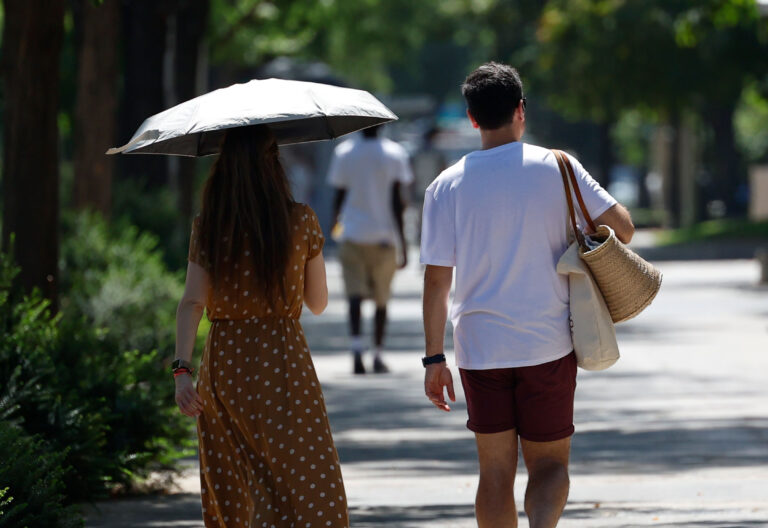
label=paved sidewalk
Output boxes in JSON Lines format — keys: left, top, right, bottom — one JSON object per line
{"left": 85, "top": 255, "right": 768, "bottom": 527}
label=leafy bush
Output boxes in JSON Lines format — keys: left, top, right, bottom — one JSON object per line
{"left": 59, "top": 210, "right": 184, "bottom": 355}
{"left": 0, "top": 213, "right": 194, "bottom": 503}
{"left": 1, "top": 243, "right": 115, "bottom": 501}
{"left": 111, "top": 178, "right": 190, "bottom": 269}
{"left": 0, "top": 422, "right": 83, "bottom": 528}
{"left": 57, "top": 212, "right": 193, "bottom": 490}
{"left": 0, "top": 487, "right": 11, "bottom": 518}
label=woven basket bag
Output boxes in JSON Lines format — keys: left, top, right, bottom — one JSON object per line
{"left": 552, "top": 149, "right": 662, "bottom": 323}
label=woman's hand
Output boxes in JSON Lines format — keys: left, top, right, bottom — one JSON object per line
{"left": 175, "top": 374, "right": 204, "bottom": 417}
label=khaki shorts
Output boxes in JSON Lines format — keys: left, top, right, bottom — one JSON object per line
{"left": 338, "top": 241, "right": 397, "bottom": 306}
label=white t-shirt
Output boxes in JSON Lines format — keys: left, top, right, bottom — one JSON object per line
{"left": 420, "top": 141, "right": 617, "bottom": 369}
{"left": 327, "top": 136, "right": 414, "bottom": 245}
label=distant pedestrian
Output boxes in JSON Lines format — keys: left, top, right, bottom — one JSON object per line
{"left": 420, "top": 62, "right": 634, "bottom": 527}
{"left": 328, "top": 125, "right": 413, "bottom": 374}
{"left": 174, "top": 125, "right": 348, "bottom": 527}
{"left": 412, "top": 126, "right": 447, "bottom": 243}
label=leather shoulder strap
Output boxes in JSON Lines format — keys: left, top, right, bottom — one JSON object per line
{"left": 552, "top": 149, "right": 585, "bottom": 248}
{"left": 560, "top": 152, "right": 597, "bottom": 233}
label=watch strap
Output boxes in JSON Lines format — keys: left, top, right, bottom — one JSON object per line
{"left": 422, "top": 353, "right": 446, "bottom": 367}
{"left": 172, "top": 358, "right": 193, "bottom": 371}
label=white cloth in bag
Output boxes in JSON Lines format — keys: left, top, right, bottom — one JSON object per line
{"left": 556, "top": 241, "right": 619, "bottom": 370}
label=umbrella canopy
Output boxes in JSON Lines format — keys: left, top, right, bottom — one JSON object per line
{"left": 107, "top": 78, "right": 398, "bottom": 157}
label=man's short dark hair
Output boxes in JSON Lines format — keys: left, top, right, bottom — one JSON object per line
{"left": 461, "top": 62, "right": 524, "bottom": 130}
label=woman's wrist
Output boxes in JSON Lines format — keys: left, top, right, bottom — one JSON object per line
{"left": 172, "top": 358, "right": 195, "bottom": 379}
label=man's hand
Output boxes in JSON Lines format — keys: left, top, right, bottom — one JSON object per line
{"left": 175, "top": 374, "right": 203, "bottom": 417}
{"left": 424, "top": 362, "right": 455, "bottom": 412}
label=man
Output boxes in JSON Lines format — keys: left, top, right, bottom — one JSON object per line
{"left": 420, "top": 62, "right": 634, "bottom": 527}
{"left": 328, "top": 125, "right": 413, "bottom": 374}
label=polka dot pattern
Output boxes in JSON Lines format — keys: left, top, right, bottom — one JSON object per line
{"left": 189, "top": 205, "right": 347, "bottom": 527}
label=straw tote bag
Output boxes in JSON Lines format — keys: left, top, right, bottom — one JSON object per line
{"left": 552, "top": 149, "right": 661, "bottom": 370}
{"left": 552, "top": 149, "right": 662, "bottom": 323}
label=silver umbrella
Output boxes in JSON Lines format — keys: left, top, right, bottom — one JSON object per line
{"left": 107, "top": 78, "right": 397, "bottom": 157}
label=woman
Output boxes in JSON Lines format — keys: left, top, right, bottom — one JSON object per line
{"left": 173, "top": 125, "right": 349, "bottom": 527}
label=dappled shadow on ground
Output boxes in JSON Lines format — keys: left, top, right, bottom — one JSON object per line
{"left": 571, "top": 421, "right": 768, "bottom": 474}
{"left": 350, "top": 503, "right": 475, "bottom": 527}
{"left": 85, "top": 494, "right": 203, "bottom": 528}
{"left": 562, "top": 502, "right": 768, "bottom": 527}
{"left": 309, "top": 311, "right": 768, "bottom": 480}
{"left": 305, "top": 317, "right": 450, "bottom": 354}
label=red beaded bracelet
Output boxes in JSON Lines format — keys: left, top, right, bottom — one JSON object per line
{"left": 173, "top": 367, "right": 194, "bottom": 378}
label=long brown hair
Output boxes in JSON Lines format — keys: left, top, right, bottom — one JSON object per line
{"left": 198, "top": 125, "right": 294, "bottom": 305}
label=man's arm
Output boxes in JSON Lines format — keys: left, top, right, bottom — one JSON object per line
{"left": 392, "top": 182, "right": 407, "bottom": 268}
{"left": 594, "top": 203, "right": 635, "bottom": 244}
{"left": 423, "top": 264, "right": 455, "bottom": 412}
{"left": 332, "top": 188, "right": 346, "bottom": 228}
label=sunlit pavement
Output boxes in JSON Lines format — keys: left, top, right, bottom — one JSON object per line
{"left": 85, "top": 250, "right": 768, "bottom": 527}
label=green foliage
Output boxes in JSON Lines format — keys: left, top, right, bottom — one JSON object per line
{"left": 536, "top": 0, "right": 688, "bottom": 121}
{"left": 0, "top": 488, "right": 10, "bottom": 517}
{"left": 59, "top": 210, "right": 184, "bottom": 354}
{"left": 0, "top": 423, "right": 83, "bottom": 528}
{"left": 0, "top": 213, "right": 193, "bottom": 504}
{"left": 111, "top": 178, "right": 190, "bottom": 270}
{"left": 209, "top": 0, "right": 327, "bottom": 67}
{"left": 57, "top": 211, "right": 192, "bottom": 483}
{"left": 0, "top": 248, "right": 116, "bottom": 501}
{"left": 657, "top": 218, "right": 768, "bottom": 245}
{"left": 612, "top": 110, "right": 653, "bottom": 168}
{"left": 208, "top": 0, "right": 475, "bottom": 92}
{"left": 535, "top": 0, "right": 768, "bottom": 121}
{"left": 736, "top": 85, "right": 768, "bottom": 162}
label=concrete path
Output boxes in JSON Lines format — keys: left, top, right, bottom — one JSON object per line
{"left": 85, "top": 255, "right": 768, "bottom": 527}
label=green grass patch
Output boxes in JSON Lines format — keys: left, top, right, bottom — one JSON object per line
{"left": 657, "top": 219, "right": 768, "bottom": 246}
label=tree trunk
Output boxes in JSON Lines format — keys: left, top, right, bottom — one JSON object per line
{"left": 174, "top": 0, "right": 210, "bottom": 228}
{"left": 73, "top": 0, "right": 120, "bottom": 217}
{"left": 117, "top": 2, "right": 169, "bottom": 188}
{"left": 597, "top": 121, "right": 613, "bottom": 188}
{"left": 1, "top": 0, "right": 65, "bottom": 305}
{"left": 666, "top": 114, "right": 682, "bottom": 228}
{"left": 708, "top": 102, "right": 745, "bottom": 217}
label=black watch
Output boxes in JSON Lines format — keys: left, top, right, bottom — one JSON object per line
{"left": 422, "top": 353, "right": 446, "bottom": 367}
{"left": 171, "top": 359, "right": 193, "bottom": 371}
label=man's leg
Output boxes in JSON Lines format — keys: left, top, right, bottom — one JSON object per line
{"left": 372, "top": 304, "right": 388, "bottom": 372}
{"left": 348, "top": 296, "right": 365, "bottom": 373}
{"left": 338, "top": 242, "right": 368, "bottom": 374}
{"left": 520, "top": 437, "right": 571, "bottom": 528}
{"left": 475, "top": 430, "right": 519, "bottom": 528}
{"left": 514, "top": 352, "right": 577, "bottom": 527}
{"left": 370, "top": 244, "right": 397, "bottom": 373}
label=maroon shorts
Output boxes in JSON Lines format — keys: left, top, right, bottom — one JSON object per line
{"left": 459, "top": 352, "right": 577, "bottom": 442}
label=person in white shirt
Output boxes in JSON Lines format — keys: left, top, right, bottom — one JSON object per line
{"left": 328, "top": 125, "right": 413, "bottom": 374}
{"left": 420, "top": 62, "right": 634, "bottom": 528}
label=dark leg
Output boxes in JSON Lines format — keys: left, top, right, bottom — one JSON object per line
{"left": 349, "top": 296, "right": 362, "bottom": 337}
{"left": 349, "top": 296, "right": 365, "bottom": 374}
{"left": 374, "top": 305, "right": 387, "bottom": 347}
{"left": 372, "top": 305, "right": 390, "bottom": 373}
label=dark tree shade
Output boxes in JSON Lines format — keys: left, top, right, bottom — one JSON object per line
{"left": 1, "top": 0, "right": 66, "bottom": 305}
{"left": 175, "top": 0, "right": 210, "bottom": 228}
{"left": 117, "top": 2, "right": 168, "bottom": 188}
{"left": 73, "top": 0, "right": 120, "bottom": 217}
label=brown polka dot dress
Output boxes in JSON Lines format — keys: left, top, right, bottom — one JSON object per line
{"left": 188, "top": 203, "right": 349, "bottom": 528}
